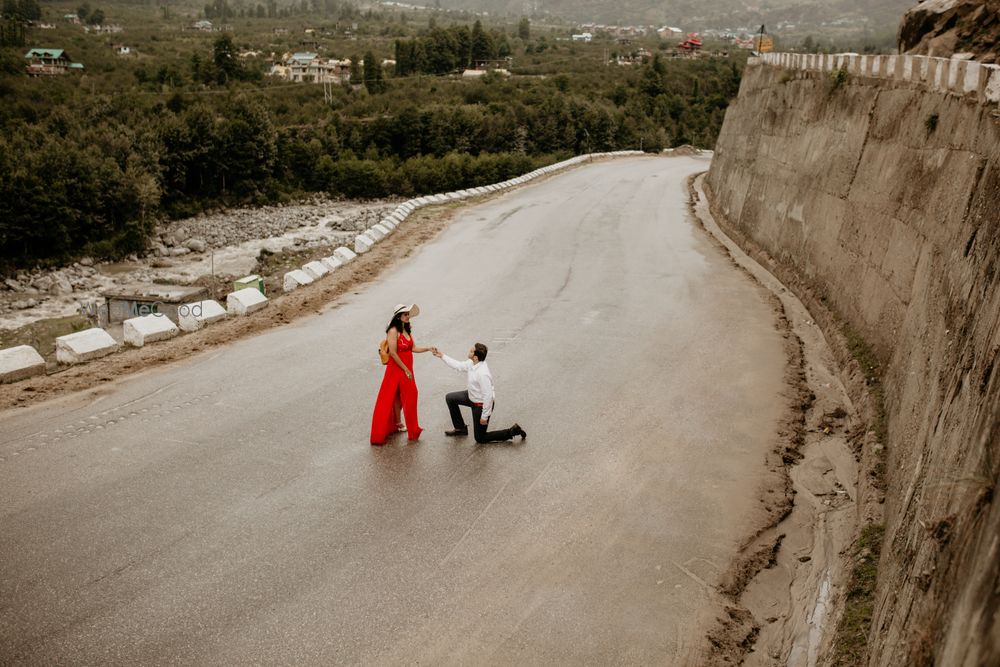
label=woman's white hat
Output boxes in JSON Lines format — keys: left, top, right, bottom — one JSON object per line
{"left": 393, "top": 303, "right": 420, "bottom": 317}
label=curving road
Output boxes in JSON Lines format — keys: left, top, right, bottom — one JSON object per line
{"left": 0, "top": 156, "right": 787, "bottom": 665}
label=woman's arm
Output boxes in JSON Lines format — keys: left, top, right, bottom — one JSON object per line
{"left": 412, "top": 345, "right": 432, "bottom": 353}
{"left": 387, "top": 328, "right": 412, "bottom": 378}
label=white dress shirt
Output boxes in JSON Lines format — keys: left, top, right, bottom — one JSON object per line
{"left": 441, "top": 354, "right": 495, "bottom": 419}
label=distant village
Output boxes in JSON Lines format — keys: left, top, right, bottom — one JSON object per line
{"left": 17, "top": 5, "right": 773, "bottom": 80}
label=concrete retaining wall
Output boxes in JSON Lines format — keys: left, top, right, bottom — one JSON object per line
{"left": 706, "top": 60, "right": 1000, "bottom": 666}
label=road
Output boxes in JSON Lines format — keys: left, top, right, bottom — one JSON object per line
{"left": 0, "top": 156, "right": 788, "bottom": 665}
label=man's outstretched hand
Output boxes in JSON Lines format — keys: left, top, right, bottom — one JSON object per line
{"left": 431, "top": 347, "right": 442, "bottom": 357}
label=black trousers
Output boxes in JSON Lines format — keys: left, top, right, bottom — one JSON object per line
{"left": 446, "top": 390, "right": 514, "bottom": 443}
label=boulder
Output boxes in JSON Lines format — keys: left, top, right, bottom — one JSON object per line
{"left": 185, "top": 238, "right": 207, "bottom": 253}
{"left": 898, "top": 0, "right": 1000, "bottom": 63}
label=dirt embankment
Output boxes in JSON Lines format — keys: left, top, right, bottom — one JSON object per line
{"left": 705, "top": 62, "right": 1000, "bottom": 665}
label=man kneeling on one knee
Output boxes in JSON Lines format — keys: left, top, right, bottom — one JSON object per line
{"left": 432, "top": 342, "right": 526, "bottom": 443}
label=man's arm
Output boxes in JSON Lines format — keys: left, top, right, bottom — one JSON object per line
{"left": 480, "top": 372, "right": 494, "bottom": 420}
{"left": 439, "top": 353, "right": 473, "bottom": 372}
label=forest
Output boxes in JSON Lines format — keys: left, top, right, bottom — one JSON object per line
{"left": 0, "top": 1, "right": 745, "bottom": 269}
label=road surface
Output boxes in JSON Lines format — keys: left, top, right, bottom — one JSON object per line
{"left": 0, "top": 156, "right": 787, "bottom": 664}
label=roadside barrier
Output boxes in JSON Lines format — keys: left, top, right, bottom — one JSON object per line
{"left": 753, "top": 51, "right": 1000, "bottom": 105}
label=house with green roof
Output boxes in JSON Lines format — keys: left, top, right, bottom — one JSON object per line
{"left": 24, "top": 48, "right": 83, "bottom": 76}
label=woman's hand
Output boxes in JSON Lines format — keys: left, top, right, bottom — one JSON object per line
{"left": 405, "top": 370, "right": 413, "bottom": 380}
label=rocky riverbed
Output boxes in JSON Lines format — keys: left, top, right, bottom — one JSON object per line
{"left": 0, "top": 197, "right": 397, "bottom": 330}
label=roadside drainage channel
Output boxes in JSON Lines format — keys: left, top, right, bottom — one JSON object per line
{"left": 691, "top": 172, "right": 859, "bottom": 666}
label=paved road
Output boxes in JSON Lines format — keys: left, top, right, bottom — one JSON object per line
{"left": 0, "top": 156, "right": 787, "bottom": 665}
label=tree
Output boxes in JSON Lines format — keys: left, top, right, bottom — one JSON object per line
{"left": 470, "top": 20, "right": 493, "bottom": 66}
{"left": 349, "top": 54, "right": 360, "bottom": 83}
{"left": 16, "top": 0, "right": 40, "bottom": 20}
{"left": 518, "top": 17, "right": 530, "bottom": 41}
{"left": 86, "top": 8, "right": 104, "bottom": 25}
{"left": 363, "top": 50, "right": 384, "bottom": 94}
{"left": 212, "top": 33, "right": 242, "bottom": 84}
{"left": 77, "top": 2, "right": 90, "bottom": 20}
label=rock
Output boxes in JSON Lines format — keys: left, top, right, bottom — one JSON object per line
{"left": 4, "top": 278, "right": 23, "bottom": 291}
{"left": 185, "top": 238, "right": 207, "bottom": 253}
{"left": 32, "top": 275, "right": 55, "bottom": 291}
{"left": 79, "top": 257, "right": 94, "bottom": 267}
{"left": 898, "top": 0, "right": 1000, "bottom": 63}
{"left": 169, "top": 247, "right": 191, "bottom": 257}
{"left": 52, "top": 277, "right": 73, "bottom": 295}
{"left": 151, "top": 258, "right": 175, "bottom": 268}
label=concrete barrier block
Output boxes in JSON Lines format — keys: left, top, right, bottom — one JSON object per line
{"left": 982, "top": 64, "right": 1000, "bottom": 103}
{"left": 964, "top": 61, "right": 982, "bottom": 94}
{"left": 124, "top": 313, "right": 179, "bottom": 347}
{"left": 302, "top": 261, "right": 330, "bottom": 280}
{"left": 400, "top": 203, "right": 414, "bottom": 213}
{"left": 333, "top": 246, "right": 357, "bottom": 263}
{"left": 178, "top": 299, "right": 227, "bottom": 332}
{"left": 227, "top": 287, "right": 268, "bottom": 316}
{"left": 320, "top": 256, "right": 343, "bottom": 272}
{"left": 56, "top": 328, "right": 119, "bottom": 364}
{"left": 372, "top": 223, "right": 391, "bottom": 238}
{"left": 948, "top": 59, "right": 963, "bottom": 91}
{"left": 283, "top": 269, "right": 314, "bottom": 292}
{"left": 380, "top": 218, "right": 397, "bottom": 231}
{"left": 0, "top": 345, "right": 46, "bottom": 383}
{"left": 354, "top": 233, "right": 375, "bottom": 254}
{"left": 367, "top": 225, "right": 386, "bottom": 241}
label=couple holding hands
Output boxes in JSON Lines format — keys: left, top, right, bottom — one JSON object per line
{"left": 370, "top": 303, "right": 527, "bottom": 446}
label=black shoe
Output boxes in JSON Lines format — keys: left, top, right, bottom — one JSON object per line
{"left": 511, "top": 423, "right": 526, "bottom": 439}
{"left": 445, "top": 428, "right": 469, "bottom": 437}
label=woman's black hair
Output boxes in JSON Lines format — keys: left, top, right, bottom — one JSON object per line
{"left": 386, "top": 313, "right": 412, "bottom": 335}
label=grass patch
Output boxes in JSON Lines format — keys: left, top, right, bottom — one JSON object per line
{"left": 925, "top": 113, "right": 939, "bottom": 135}
{"left": 254, "top": 243, "right": 342, "bottom": 296}
{"left": 831, "top": 67, "right": 849, "bottom": 90}
{"left": 830, "top": 523, "right": 885, "bottom": 666}
{"left": 843, "top": 323, "right": 888, "bottom": 488}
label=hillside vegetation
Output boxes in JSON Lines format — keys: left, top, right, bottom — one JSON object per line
{"left": 0, "top": 1, "right": 743, "bottom": 269}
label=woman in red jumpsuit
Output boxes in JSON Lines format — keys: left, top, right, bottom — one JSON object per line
{"left": 370, "top": 304, "right": 430, "bottom": 445}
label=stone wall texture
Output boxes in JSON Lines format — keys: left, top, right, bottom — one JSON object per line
{"left": 706, "top": 57, "right": 999, "bottom": 665}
